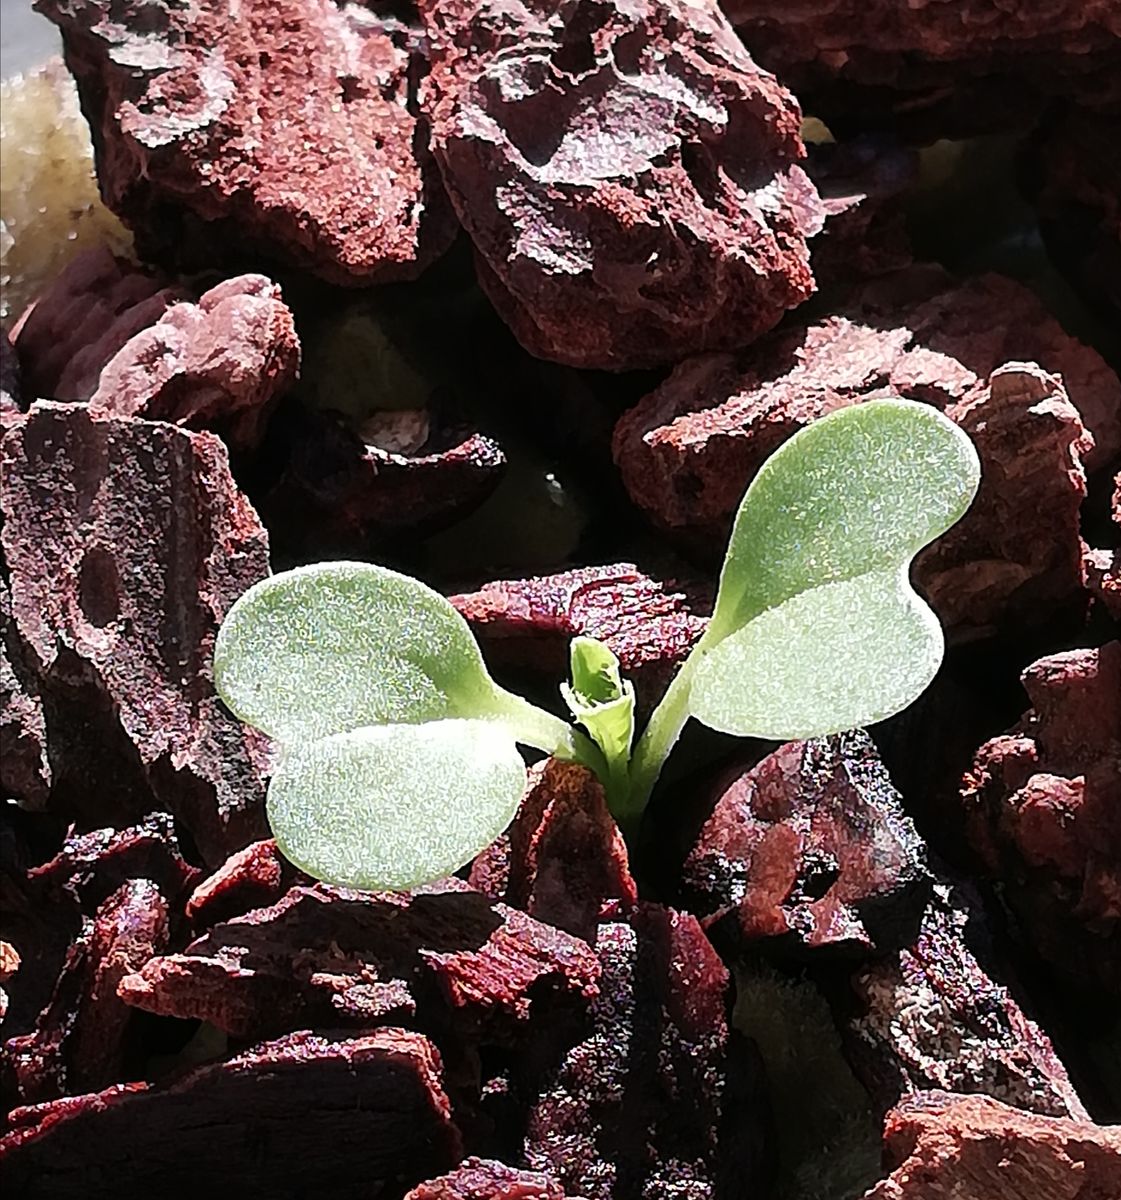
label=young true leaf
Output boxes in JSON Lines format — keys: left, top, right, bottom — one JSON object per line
{"left": 214, "top": 561, "right": 514, "bottom": 745}
{"left": 689, "top": 399, "right": 981, "bottom": 739}
{"left": 561, "top": 636, "right": 635, "bottom": 802}
{"left": 267, "top": 719, "right": 526, "bottom": 891}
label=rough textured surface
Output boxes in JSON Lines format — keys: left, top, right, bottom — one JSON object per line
{"left": 118, "top": 882, "right": 599, "bottom": 1041}
{"left": 10, "top": 246, "right": 183, "bottom": 402}
{"left": 614, "top": 267, "right": 1116, "bottom": 528}
{"left": 1024, "top": 107, "right": 1121, "bottom": 330}
{"left": 1, "top": 403, "right": 271, "bottom": 864}
{"left": 406, "top": 1157, "right": 569, "bottom": 1200}
{"left": 26, "top": 815, "right": 201, "bottom": 915}
{"left": 843, "top": 880, "right": 1088, "bottom": 1121}
{"left": 89, "top": 274, "right": 300, "bottom": 450}
{"left": 1085, "top": 474, "right": 1121, "bottom": 620}
{"left": 185, "top": 839, "right": 299, "bottom": 930}
{"left": 727, "top": 2, "right": 1121, "bottom": 139}
{"left": 1, "top": 575, "right": 51, "bottom": 808}
{"left": 915, "top": 362, "right": 1088, "bottom": 636}
{"left": 0, "top": 813, "right": 196, "bottom": 1064}
{"left": 960, "top": 643, "right": 1121, "bottom": 996}
{"left": 0, "top": 1029, "right": 462, "bottom": 1199}
{"left": 4, "top": 879, "right": 169, "bottom": 1106}
{"left": 38, "top": 0, "right": 456, "bottom": 285}
{"left": 522, "top": 903, "right": 765, "bottom": 1198}
{"left": 421, "top": 0, "right": 824, "bottom": 369}
{"left": 261, "top": 401, "right": 506, "bottom": 556}
{"left": 682, "top": 730, "right": 930, "bottom": 955}
{"left": 863, "top": 1090, "right": 1121, "bottom": 1200}
{"left": 469, "top": 759, "right": 636, "bottom": 943}
{"left": 451, "top": 563, "right": 709, "bottom": 707}
{"left": 615, "top": 273, "right": 1106, "bottom": 636}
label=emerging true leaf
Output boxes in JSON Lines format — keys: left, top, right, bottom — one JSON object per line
{"left": 267, "top": 718, "right": 527, "bottom": 891}
{"left": 689, "top": 399, "right": 980, "bottom": 740}
{"left": 561, "top": 636, "right": 635, "bottom": 794}
{"left": 214, "top": 561, "right": 507, "bottom": 745}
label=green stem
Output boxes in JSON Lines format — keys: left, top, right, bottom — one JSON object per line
{"left": 616, "top": 654, "right": 700, "bottom": 829}
{"left": 492, "top": 690, "right": 609, "bottom": 779}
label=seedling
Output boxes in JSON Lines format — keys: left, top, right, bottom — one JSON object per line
{"left": 214, "top": 399, "right": 980, "bottom": 890}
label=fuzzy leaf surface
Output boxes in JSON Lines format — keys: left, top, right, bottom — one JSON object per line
{"left": 267, "top": 718, "right": 526, "bottom": 891}
{"left": 214, "top": 561, "right": 504, "bottom": 745}
{"left": 691, "top": 399, "right": 980, "bottom": 739}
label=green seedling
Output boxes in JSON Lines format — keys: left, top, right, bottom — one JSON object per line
{"left": 214, "top": 398, "right": 980, "bottom": 890}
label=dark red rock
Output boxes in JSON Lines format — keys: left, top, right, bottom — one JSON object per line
{"left": 521, "top": 903, "right": 765, "bottom": 1198}
{"left": 469, "top": 759, "right": 636, "bottom": 943}
{"left": 805, "top": 135, "right": 916, "bottom": 288}
{"left": 864, "top": 1090, "right": 1121, "bottom": 1200}
{"left": 421, "top": 0, "right": 824, "bottom": 370}
{"left": 185, "top": 839, "right": 298, "bottom": 930}
{"left": 118, "top": 882, "right": 600, "bottom": 1042}
{"left": 726, "top": 2, "right": 1121, "bottom": 140}
{"left": 0, "top": 576, "right": 50, "bottom": 809}
{"left": 1085, "top": 474, "right": 1121, "bottom": 620}
{"left": 0, "top": 1029, "right": 462, "bottom": 1199}
{"left": 682, "top": 730, "right": 930, "bottom": 955}
{"left": 614, "top": 268, "right": 1116, "bottom": 531}
{"left": 0, "top": 403, "right": 271, "bottom": 864}
{"left": 406, "top": 1157, "right": 569, "bottom": 1200}
{"left": 261, "top": 400, "right": 506, "bottom": 556}
{"left": 38, "top": 0, "right": 456, "bottom": 285}
{"left": 842, "top": 880, "right": 1088, "bottom": 1121}
{"left": 915, "top": 362, "right": 1088, "bottom": 636}
{"left": 4, "top": 879, "right": 169, "bottom": 1106}
{"left": 27, "top": 815, "right": 201, "bottom": 914}
{"left": 960, "top": 643, "right": 1121, "bottom": 996}
{"left": 1023, "top": 109, "right": 1121, "bottom": 329}
{"left": 88, "top": 274, "right": 299, "bottom": 450}
{"left": 9, "top": 246, "right": 184, "bottom": 402}
{"left": 450, "top": 562, "right": 709, "bottom": 707}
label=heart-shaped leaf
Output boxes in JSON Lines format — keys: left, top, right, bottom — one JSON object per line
{"left": 267, "top": 718, "right": 527, "bottom": 891}
{"left": 214, "top": 561, "right": 506, "bottom": 745}
{"left": 690, "top": 399, "right": 980, "bottom": 739}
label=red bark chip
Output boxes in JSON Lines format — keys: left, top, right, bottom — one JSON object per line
{"left": 726, "top": 1, "right": 1121, "bottom": 138}
{"left": 682, "top": 731, "right": 929, "bottom": 955}
{"left": 1, "top": 403, "right": 271, "bottom": 863}
{"left": 469, "top": 759, "right": 636, "bottom": 943}
{"left": 522, "top": 904, "right": 766, "bottom": 1198}
{"left": 845, "top": 881, "right": 1088, "bottom": 1122}
{"left": 118, "top": 883, "right": 599, "bottom": 1042}
{"left": 406, "top": 1157, "right": 570, "bottom": 1199}
{"left": 0, "top": 1030, "right": 463, "bottom": 1200}
{"left": 421, "top": 0, "right": 824, "bottom": 369}
{"left": 864, "top": 1090, "right": 1121, "bottom": 1200}
{"left": 451, "top": 562, "right": 709, "bottom": 705}
{"left": 89, "top": 274, "right": 300, "bottom": 451}
{"left": 5, "top": 880, "right": 169, "bottom": 1106}
{"left": 185, "top": 839, "right": 297, "bottom": 931}
{"left": 37, "top": 0, "right": 457, "bottom": 284}
{"left": 10, "top": 247, "right": 185, "bottom": 402}
{"left": 961, "top": 642, "right": 1121, "bottom": 996}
